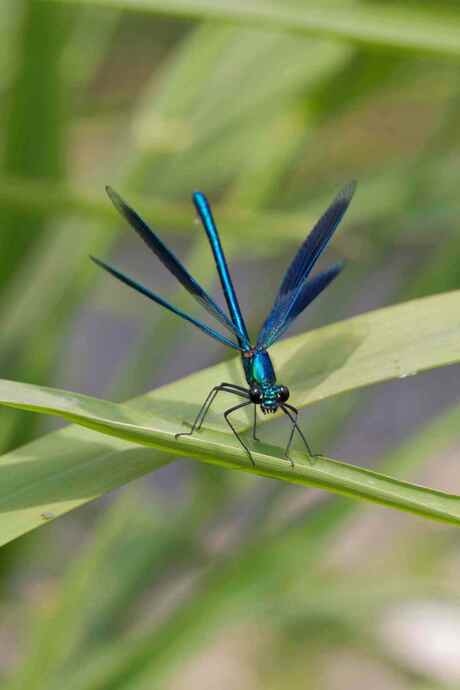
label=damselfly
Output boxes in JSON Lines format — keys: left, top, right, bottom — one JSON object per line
{"left": 92, "top": 182, "right": 356, "bottom": 466}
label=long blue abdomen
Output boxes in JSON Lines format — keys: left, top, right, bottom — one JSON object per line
{"left": 193, "top": 192, "right": 251, "bottom": 350}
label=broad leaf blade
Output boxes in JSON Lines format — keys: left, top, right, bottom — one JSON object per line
{"left": 0, "top": 377, "right": 459, "bottom": 529}
{"left": 0, "top": 290, "right": 460, "bottom": 545}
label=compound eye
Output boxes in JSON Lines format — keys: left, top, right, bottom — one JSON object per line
{"left": 278, "top": 385, "right": 290, "bottom": 403}
{"left": 249, "top": 385, "right": 262, "bottom": 404}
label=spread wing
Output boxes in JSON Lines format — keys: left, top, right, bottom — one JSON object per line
{"left": 257, "top": 262, "right": 344, "bottom": 347}
{"left": 256, "top": 182, "right": 355, "bottom": 349}
{"left": 106, "top": 186, "right": 246, "bottom": 344}
{"left": 91, "top": 257, "right": 242, "bottom": 351}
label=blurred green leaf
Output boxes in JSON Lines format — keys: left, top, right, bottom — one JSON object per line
{"left": 1, "top": 0, "right": 72, "bottom": 270}
{"left": 5, "top": 494, "right": 138, "bottom": 690}
{"left": 56, "top": 0, "right": 460, "bottom": 58}
{"left": 127, "top": 21, "right": 349, "bottom": 197}
{"left": 0, "top": 0, "right": 75, "bottom": 448}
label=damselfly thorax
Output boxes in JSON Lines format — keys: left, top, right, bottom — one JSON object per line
{"left": 241, "top": 349, "right": 289, "bottom": 414}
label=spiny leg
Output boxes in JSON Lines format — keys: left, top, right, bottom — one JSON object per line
{"left": 284, "top": 404, "right": 313, "bottom": 457}
{"left": 224, "top": 401, "right": 255, "bottom": 466}
{"left": 284, "top": 405, "right": 298, "bottom": 459}
{"left": 284, "top": 403, "right": 313, "bottom": 456}
{"left": 252, "top": 404, "right": 260, "bottom": 442}
{"left": 192, "top": 384, "right": 246, "bottom": 433}
{"left": 175, "top": 383, "right": 248, "bottom": 440}
{"left": 194, "top": 383, "right": 248, "bottom": 432}
{"left": 176, "top": 386, "right": 218, "bottom": 438}
{"left": 281, "top": 404, "right": 314, "bottom": 467}
{"left": 176, "top": 384, "right": 247, "bottom": 438}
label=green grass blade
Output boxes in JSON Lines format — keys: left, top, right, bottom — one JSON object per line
{"left": 0, "top": 0, "right": 76, "bottom": 449}
{"left": 130, "top": 23, "right": 348, "bottom": 193}
{"left": 0, "top": 380, "right": 458, "bottom": 526}
{"left": 0, "top": 428, "right": 171, "bottom": 547}
{"left": 0, "top": 290, "right": 459, "bottom": 544}
{"left": 56, "top": 0, "right": 460, "bottom": 58}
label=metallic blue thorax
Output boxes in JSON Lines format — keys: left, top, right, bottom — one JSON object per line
{"left": 242, "top": 349, "right": 281, "bottom": 410}
{"left": 242, "top": 349, "right": 276, "bottom": 388}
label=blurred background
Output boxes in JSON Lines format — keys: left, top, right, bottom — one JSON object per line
{"left": 1, "top": 1, "right": 460, "bottom": 688}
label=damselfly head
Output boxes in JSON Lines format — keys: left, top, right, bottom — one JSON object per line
{"left": 250, "top": 384, "right": 290, "bottom": 412}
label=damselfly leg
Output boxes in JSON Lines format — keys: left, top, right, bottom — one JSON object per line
{"left": 252, "top": 405, "right": 260, "bottom": 442}
{"left": 224, "top": 400, "right": 254, "bottom": 465}
{"left": 281, "top": 404, "right": 315, "bottom": 467}
{"left": 175, "top": 382, "right": 248, "bottom": 440}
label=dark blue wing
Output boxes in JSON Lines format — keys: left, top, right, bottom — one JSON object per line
{"left": 106, "top": 187, "right": 245, "bottom": 343}
{"left": 193, "top": 192, "right": 251, "bottom": 351}
{"left": 91, "top": 257, "right": 242, "bottom": 351}
{"left": 257, "top": 182, "right": 356, "bottom": 349}
{"left": 257, "top": 262, "right": 344, "bottom": 348}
